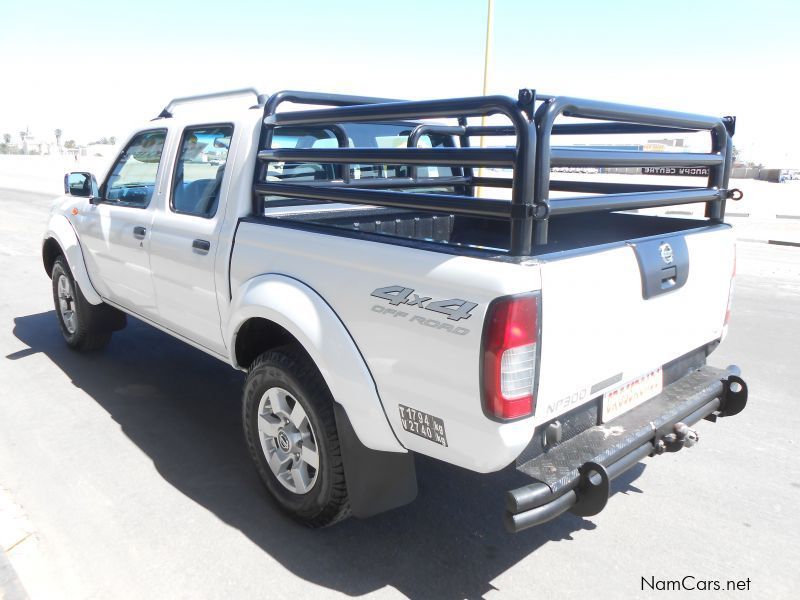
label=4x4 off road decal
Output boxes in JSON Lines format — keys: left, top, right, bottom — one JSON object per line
{"left": 398, "top": 405, "right": 448, "bottom": 446}
{"left": 370, "top": 285, "right": 477, "bottom": 335}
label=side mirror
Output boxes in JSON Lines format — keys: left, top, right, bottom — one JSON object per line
{"left": 64, "top": 172, "right": 99, "bottom": 200}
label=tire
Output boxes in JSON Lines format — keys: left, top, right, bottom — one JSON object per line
{"left": 51, "top": 256, "right": 123, "bottom": 351}
{"left": 243, "top": 349, "right": 351, "bottom": 527}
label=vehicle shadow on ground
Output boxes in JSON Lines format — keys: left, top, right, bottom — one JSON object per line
{"left": 9, "top": 311, "right": 646, "bottom": 599}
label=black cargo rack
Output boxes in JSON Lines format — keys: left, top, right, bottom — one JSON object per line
{"left": 253, "top": 89, "right": 736, "bottom": 256}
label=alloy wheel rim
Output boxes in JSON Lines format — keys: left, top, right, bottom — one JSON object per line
{"left": 57, "top": 274, "right": 77, "bottom": 334}
{"left": 257, "top": 386, "right": 319, "bottom": 494}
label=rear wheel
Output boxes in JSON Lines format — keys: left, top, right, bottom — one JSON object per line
{"left": 51, "top": 256, "right": 122, "bottom": 351}
{"left": 243, "top": 349, "right": 350, "bottom": 527}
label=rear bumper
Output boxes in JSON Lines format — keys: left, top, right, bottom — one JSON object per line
{"left": 505, "top": 365, "right": 748, "bottom": 533}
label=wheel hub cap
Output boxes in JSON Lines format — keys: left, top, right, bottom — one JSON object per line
{"left": 256, "top": 386, "right": 320, "bottom": 494}
{"left": 57, "top": 274, "right": 77, "bottom": 334}
{"left": 277, "top": 429, "right": 291, "bottom": 452}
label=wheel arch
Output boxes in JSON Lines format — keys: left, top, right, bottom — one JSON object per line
{"left": 234, "top": 316, "right": 300, "bottom": 370}
{"left": 43, "top": 214, "right": 103, "bottom": 305}
{"left": 227, "top": 274, "right": 404, "bottom": 454}
{"left": 42, "top": 236, "right": 62, "bottom": 276}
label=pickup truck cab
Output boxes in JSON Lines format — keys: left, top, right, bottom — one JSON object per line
{"left": 43, "top": 88, "right": 748, "bottom": 531}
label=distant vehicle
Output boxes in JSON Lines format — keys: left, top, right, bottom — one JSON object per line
{"left": 43, "top": 88, "right": 748, "bottom": 532}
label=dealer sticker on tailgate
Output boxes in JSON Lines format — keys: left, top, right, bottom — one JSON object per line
{"left": 399, "top": 405, "right": 448, "bottom": 446}
{"left": 602, "top": 367, "right": 663, "bottom": 422}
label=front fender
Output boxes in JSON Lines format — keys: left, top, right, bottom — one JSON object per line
{"left": 43, "top": 213, "right": 103, "bottom": 305}
{"left": 227, "top": 274, "right": 405, "bottom": 453}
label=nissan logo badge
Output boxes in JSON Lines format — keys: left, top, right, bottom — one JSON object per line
{"left": 659, "top": 242, "right": 674, "bottom": 264}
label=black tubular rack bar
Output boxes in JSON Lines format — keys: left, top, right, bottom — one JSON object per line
{"left": 254, "top": 89, "right": 735, "bottom": 256}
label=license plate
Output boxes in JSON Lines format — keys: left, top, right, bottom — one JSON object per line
{"left": 602, "top": 367, "right": 663, "bottom": 422}
{"left": 398, "top": 405, "right": 448, "bottom": 446}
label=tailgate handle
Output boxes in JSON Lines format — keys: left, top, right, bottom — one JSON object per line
{"left": 661, "top": 266, "right": 677, "bottom": 289}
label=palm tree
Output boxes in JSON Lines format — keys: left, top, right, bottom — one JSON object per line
{"left": 19, "top": 131, "right": 27, "bottom": 154}
{"left": 55, "top": 129, "right": 62, "bottom": 151}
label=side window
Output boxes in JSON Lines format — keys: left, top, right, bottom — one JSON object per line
{"left": 104, "top": 130, "right": 167, "bottom": 208}
{"left": 171, "top": 125, "right": 233, "bottom": 218}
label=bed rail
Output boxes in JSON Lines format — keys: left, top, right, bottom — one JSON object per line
{"left": 253, "top": 89, "right": 735, "bottom": 256}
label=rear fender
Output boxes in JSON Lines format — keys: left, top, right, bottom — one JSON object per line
{"left": 43, "top": 214, "right": 102, "bottom": 305}
{"left": 227, "top": 274, "right": 404, "bottom": 453}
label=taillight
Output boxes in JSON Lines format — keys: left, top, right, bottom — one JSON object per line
{"left": 482, "top": 294, "right": 539, "bottom": 420}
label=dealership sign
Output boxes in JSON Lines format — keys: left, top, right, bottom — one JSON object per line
{"left": 642, "top": 167, "right": 710, "bottom": 177}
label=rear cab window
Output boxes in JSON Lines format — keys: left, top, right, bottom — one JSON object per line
{"left": 256, "top": 123, "right": 470, "bottom": 247}
{"left": 260, "top": 123, "right": 457, "bottom": 202}
{"left": 171, "top": 124, "right": 234, "bottom": 218}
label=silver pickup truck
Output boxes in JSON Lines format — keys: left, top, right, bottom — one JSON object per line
{"left": 43, "top": 88, "right": 748, "bottom": 532}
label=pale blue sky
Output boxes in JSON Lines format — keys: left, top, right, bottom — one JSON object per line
{"left": 2, "top": 0, "right": 798, "bottom": 164}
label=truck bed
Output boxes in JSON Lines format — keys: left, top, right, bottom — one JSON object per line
{"left": 268, "top": 205, "right": 709, "bottom": 256}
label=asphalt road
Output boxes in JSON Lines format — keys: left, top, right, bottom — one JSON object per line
{"left": 1, "top": 187, "right": 798, "bottom": 599}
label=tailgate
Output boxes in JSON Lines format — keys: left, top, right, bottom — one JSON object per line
{"left": 534, "top": 224, "right": 735, "bottom": 425}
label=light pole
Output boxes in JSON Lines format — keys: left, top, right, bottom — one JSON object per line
{"left": 478, "top": 0, "right": 494, "bottom": 194}
{"left": 481, "top": 0, "right": 494, "bottom": 123}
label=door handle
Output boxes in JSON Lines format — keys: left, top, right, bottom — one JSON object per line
{"left": 133, "top": 226, "right": 146, "bottom": 239}
{"left": 192, "top": 239, "right": 211, "bottom": 253}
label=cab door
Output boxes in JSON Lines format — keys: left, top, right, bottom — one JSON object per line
{"left": 147, "top": 124, "right": 234, "bottom": 355}
{"left": 77, "top": 129, "right": 168, "bottom": 318}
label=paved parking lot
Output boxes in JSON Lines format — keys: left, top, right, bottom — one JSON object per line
{"left": 1, "top": 187, "right": 799, "bottom": 599}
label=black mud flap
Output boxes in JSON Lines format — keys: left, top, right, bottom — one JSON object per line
{"left": 505, "top": 365, "right": 748, "bottom": 533}
{"left": 334, "top": 403, "right": 417, "bottom": 518}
